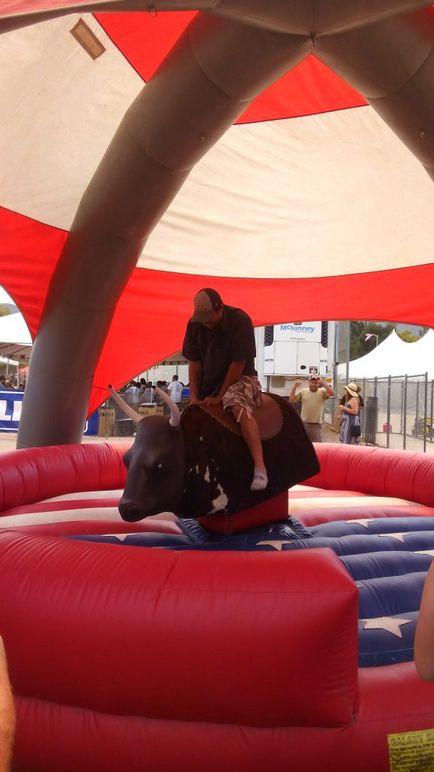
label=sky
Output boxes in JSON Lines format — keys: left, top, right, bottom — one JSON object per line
{"left": 0, "top": 286, "right": 13, "bottom": 304}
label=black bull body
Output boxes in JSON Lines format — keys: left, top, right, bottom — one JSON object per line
{"left": 115, "top": 389, "right": 319, "bottom": 522}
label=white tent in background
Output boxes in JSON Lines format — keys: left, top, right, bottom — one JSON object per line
{"left": 0, "top": 312, "right": 32, "bottom": 361}
{"left": 338, "top": 330, "right": 434, "bottom": 380}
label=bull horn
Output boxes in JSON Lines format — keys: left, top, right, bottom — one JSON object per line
{"left": 108, "top": 385, "right": 142, "bottom": 424}
{"left": 154, "top": 386, "right": 180, "bottom": 427}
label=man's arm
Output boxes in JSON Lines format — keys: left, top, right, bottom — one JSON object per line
{"left": 415, "top": 563, "right": 434, "bottom": 680}
{"left": 289, "top": 381, "right": 301, "bottom": 404}
{"left": 188, "top": 360, "right": 202, "bottom": 404}
{"left": 201, "top": 361, "right": 245, "bottom": 406}
{"left": 0, "top": 637, "right": 15, "bottom": 772}
{"left": 318, "top": 378, "right": 334, "bottom": 398}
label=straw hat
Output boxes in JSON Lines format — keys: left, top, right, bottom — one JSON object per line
{"left": 345, "top": 382, "right": 359, "bottom": 398}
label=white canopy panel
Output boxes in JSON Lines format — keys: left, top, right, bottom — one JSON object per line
{"left": 338, "top": 329, "right": 434, "bottom": 380}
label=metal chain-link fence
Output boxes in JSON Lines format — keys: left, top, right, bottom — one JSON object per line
{"left": 323, "top": 374, "right": 434, "bottom": 452}
{"left": 97, "top": 376, "right": 434, "bottom": 454}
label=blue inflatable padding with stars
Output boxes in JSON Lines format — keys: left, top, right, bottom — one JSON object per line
{"left": 72, "top": 515, "right": 434, "bottom": 668}
{"left": 341, "top": 550, "right": 433, "bottom": 580}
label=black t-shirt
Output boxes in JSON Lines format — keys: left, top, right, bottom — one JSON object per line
{"left": 182, "top": 305, "right": 257, "bottom": 399}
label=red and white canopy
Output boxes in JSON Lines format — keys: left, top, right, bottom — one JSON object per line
{"left": 0, "top": 1, "right": 433, "bottom": 443}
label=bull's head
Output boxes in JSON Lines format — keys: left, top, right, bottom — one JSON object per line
{"left": 109, "top": 386, "right": 185, "bottom": 521}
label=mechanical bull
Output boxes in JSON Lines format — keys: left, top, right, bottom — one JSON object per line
{"left": 110, "top": 386, "right": 319, "bottom": 522}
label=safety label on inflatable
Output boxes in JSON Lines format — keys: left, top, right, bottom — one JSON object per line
{"left": 388, "top": 728, "right": 434, "bottom": 771}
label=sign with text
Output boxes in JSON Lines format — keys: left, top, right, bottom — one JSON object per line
{"left": 274, "top": 322, "right": 322, "bottom": 343}
{"left": 0, "top": 389, "right": 23, "bottom": 432}
{"left": 0, "top": 390, "right": 98, "bottom": 434}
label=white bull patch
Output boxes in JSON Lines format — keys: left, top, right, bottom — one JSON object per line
{"left": 211, "top": 484, "right": 229, "bottom": 513}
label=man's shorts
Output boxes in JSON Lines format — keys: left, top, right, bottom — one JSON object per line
{"left": 222, "top": 375, "right": 262, "bottom": 420}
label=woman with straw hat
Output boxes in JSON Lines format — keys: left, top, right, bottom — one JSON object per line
{"left": 339, "top": 382, "right": 361, "bottom": 444}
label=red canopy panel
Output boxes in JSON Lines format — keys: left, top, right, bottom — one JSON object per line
{"left": 96, "top": 12, "right": 367, "bottom": 123}
{"left": 1, "top": 6, "right": 434, "bottom": 428}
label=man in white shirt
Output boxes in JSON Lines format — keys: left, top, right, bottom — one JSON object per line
{"left": 167, "top": 374, "right": 183, "bottom": 403}
{"left": 124, "top": 381, "right": 140, "bottom": 405}
{"left": 289, "top": 374, "right": 334, "bottom": 442}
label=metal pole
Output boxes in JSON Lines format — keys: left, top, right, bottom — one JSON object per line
{"left": 424, "top": 372, "right": 428, "bottom": 453}
{"left": 386, "top": 375, "right": 391, "bottom": 449}
{"left": 333, "top": 322, "right": 338, "bottom": 394}
{"left": 416, "top": 381, "right": 420, "bottom": 437}
{"left": 403, "top": 375, "right": 407, "bottom": 450}
{"left": 345, "top": 324, "right": 350, "bottom": 383}
{"left": 430, "top": 378, "right": 434, "bottom": 444}
{"left": 400, "top": 380, "right": 403, "bottom": 439}
{"left": 373, "top": 377, "right": 378, "bottom": 447}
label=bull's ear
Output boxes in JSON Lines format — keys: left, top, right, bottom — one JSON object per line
{"left": 154, "top": 387, "right": 180, "bottom": 427}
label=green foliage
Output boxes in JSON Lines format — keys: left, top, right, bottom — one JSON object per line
{"left": 350, "top": 321, "right": 396, "bottom": 358}
{"left": 396, "top": 329, "right": 420, "bottom": 343}
{"left": 349, "top": 322, "right": 427, "bottom": 358}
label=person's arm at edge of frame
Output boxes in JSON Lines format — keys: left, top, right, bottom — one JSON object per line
{"left": 0, "top": 636, "right": 15, "bottom": 772}
{"left": 414, "top": 563, "right": 434, "bottom": 680}
{"left": 289, "top": 380, "right": 301, "bottom": 404}
{"left": 187, "top": 360, "right": 202, "bottom": 405}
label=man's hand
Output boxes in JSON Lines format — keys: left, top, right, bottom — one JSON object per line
{"left": 201, "top": 396, "right": 222, "bottom": 407}
{"left": 188, "top": 396, "right": 200, "bottom": 406}
{"left": 293, "top": 381, "right": 301, "bottom": 390}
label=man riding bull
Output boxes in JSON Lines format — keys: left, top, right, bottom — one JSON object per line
{"left": 182, "top": 288, "right": 268, "bottom": 492}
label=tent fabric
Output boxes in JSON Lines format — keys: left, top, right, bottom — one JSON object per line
{"left": 0, "top": 313, "right": 32, "bottom": 346}
{"left": 0, "top": 312, "right": 32, "bottom": 362}
{"left": 0, "top": 4, "right": 434, "bottom": 423}
{"left": 338, "top": 330, "right": 434, "bottom": 380}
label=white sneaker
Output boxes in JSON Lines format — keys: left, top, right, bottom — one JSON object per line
{"left": 250, "top": 470, "right": 268, "bottom": 492}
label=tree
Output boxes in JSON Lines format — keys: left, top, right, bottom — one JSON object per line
{"left": 397, "top": 329, "right": 420, "bottom": 343}
{"left": 349, "top": 321, "right": 426, "bottom": 358}
{"left": 350, "top": 321, "right": 394, "bottom": 359}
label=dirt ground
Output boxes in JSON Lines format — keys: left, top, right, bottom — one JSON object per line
{"left": 0, "top": 432, "right": 119, "bottom": 452}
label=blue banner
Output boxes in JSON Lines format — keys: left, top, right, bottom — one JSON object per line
{"left": 0, "top": 390, "right": 99, "bottom": 435}
{"left": 0, "top": 389, "right": 23, "bottom": 432}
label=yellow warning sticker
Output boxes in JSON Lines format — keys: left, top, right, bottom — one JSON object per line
{"left": 388, "top": 728, "right": 434, "bottom": 771}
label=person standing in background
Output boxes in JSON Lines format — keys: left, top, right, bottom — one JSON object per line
{"left": 123, "top": 380, "right": 140, "bottom": 405}
{"left": 338, "top": 382, "right": 361, "bottom": 444}
{"left": 289, "top": 374, "right": 334, "bottom": 442}
{"left": 167, "top": 374, "right": 183, "bottom": 404}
